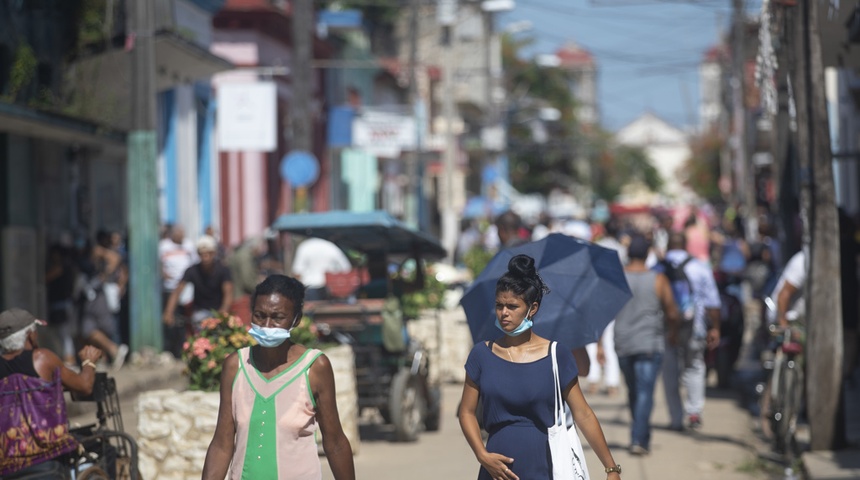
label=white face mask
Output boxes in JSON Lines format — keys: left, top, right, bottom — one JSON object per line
{"left": 495, "top": 316, "right": 534, "bottom": 336}
{"left": 248, "top": 324, "right": 292, "bottom": 347}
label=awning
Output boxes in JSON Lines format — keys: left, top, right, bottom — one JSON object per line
{"left": 271, "top": 210, "right": 447, "bottom": 259}
{"left": 0, "top": 102, "right": 125, "bottom": 149}
{"left": 68, "top": 30, "right": 233, "bottom": 128}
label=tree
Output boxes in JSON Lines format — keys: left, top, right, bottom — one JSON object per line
{"left": 502, "top": 34, "right": 580, "bottom": 193}
{"left": 682, "top": 131, "right": 724, "bottom": 203}
{"left": 501, "top": 35, "right": 663, "bottom": 202}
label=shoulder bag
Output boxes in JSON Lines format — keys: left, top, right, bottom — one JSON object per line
{"left": 548, "top": 341, "right": 590, "bottom": 480}
{"left": 0, "top": 370, "right": 79, "bottom": 475}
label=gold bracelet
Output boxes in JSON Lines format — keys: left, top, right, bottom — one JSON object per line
{"left": 81, "top": 359, "right": 97, "bottom": 370}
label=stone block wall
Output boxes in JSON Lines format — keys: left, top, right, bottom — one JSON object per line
{"left": 407, "top": 307, "right": 473, "bottom": 384}
{"left": 137, "top": 345, "right": 358, "bottom": 479}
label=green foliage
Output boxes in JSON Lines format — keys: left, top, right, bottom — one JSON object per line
{"left": 402, "top": 270, "right": 447, "bottom": 319}
{"left": 76, "top": 0, "right": 109, "bottom": 50}
{"left": 183, "top": 312, "right": 256, "bottom": 392}
{"left": 5, "top": 43, "right": 37, "bottom": 102}
{"left": 464, "top": 245, "right": 495, "bottom": 281}
{"left": 594, "top": 142, "right": 664, "bottom": 200}
{"left": 289, "top": 316, "right": 320, "bottom": 348}
{"left": 502, "top": 34, "right": 581, "bottom": 194}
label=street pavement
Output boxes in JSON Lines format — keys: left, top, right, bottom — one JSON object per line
{"left": 322, "top": 376, "right": 778, "bottom": 480}
{"left": 63, "top": 352, "right": 783, "bottom": 479}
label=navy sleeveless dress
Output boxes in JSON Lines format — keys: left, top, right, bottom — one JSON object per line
{"left": 465, "top": 341, "right": 579, "bottom": 479}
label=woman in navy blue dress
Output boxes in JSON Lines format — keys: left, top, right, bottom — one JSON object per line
{"left": 459, "top": 254, "right": 622, "bottom": 480}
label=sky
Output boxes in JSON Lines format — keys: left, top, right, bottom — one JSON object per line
{"left": 499, "top": 0, "right": 743, "bottom": 132}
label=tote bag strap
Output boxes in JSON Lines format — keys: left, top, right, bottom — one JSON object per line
{"left": 551, "top": 341, "right": 565, "bottom": 428}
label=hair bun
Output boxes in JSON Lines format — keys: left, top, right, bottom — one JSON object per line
{"left": 507, "top": 254, "right": 536, "bottom": 279}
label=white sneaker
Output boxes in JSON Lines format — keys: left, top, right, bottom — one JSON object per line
{"left": 112, "top": 344, "right": 129, "bottom": 371}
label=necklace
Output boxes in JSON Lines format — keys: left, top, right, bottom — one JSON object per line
{"left": 506, "top": 346, "right": 515, "bottom": 363}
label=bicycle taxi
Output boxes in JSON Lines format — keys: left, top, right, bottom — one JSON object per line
{"left": 272, "top": 210, "right": 445, "bottom": 442}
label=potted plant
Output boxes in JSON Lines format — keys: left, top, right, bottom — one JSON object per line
{"left": 182, "top": 313, "right": 256, "bottom": 392}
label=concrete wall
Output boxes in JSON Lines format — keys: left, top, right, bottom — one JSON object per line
{"left": 407, "top": 307, "right": 473, "bottom": 385}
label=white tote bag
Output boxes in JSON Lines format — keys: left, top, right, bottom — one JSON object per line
{"left": 548, "top": 342, "right": 590, "bottom": 480}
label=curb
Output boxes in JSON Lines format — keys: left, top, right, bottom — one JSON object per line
{"left": 67, "top": 361, "right": 188, "bottom": 418}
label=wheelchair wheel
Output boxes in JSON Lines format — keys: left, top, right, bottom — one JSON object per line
{"left": 76, "top": 465, "right": 110, "bottom": 480}
{"left": 116, "top": 456, "right": 141, "bottom": 480}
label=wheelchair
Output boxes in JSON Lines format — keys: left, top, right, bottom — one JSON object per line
{"left": 6, "top": 372, "right": 139, "bottom": 480}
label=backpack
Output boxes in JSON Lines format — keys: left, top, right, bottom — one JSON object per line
{"left": 660, "top": 257, "right": 695, "bottom": 321}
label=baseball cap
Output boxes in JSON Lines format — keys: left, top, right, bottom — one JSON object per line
{"left": 0, "top": 308, "right": 46, "bottom": 339}
{"left": 196, "top": 235, "right": 218, "bottom": 252}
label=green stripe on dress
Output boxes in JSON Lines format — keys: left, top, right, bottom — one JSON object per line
{"left": 241, "top": 394, "right": 279, "bottom": 479}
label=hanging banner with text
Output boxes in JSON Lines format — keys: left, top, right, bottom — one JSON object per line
{"left": 351, "top": 109, "right": 416, "bottom": 158}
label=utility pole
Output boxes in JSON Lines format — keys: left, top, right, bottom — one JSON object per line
{"left": 792, "top": 0, "right": 843, "bottom": 450}
{"left": 441, "top": 12, "right": 459, "bottom": 264}
{"left": 128, "top": 0, "right": 161, "bottom": 350}
{"left": 404, "top": 0, "right": 421, "bottom": 227}
{"left": 290, "top": 0, "right": 313, "bottom": 211}
{"left": 731, "top": 0, "right": 757, "bottom": 239}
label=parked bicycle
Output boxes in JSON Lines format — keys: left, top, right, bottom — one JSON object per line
{"left": 759, "top": 305, "right": 805, "bottom": 455}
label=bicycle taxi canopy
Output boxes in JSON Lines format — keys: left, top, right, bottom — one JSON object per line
{"left": 270, "top": 210, "right": 446, "bottom": 259}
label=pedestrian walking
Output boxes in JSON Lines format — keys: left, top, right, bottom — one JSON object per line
{"left": 458, "top": 254, "right": 621, "bottom": 479}
{"left": 654, "top": 232, "right": 721, "bottom": 430}
{"left": 226, "top": 235, "right": 267, "bottom": 326}
{"left": 163, "top": 235, "right": 233, "bottom": 333}
{"left": 158, "top": 224, "right": 196, "bottom": 358}
{"left": 202, "top": 275, "right": 355, "bottom": 480}
{"left": 77, "top": 237, "right": 128, "bottom": 370}
{"left": 613, "top": 235, "right": 680, "bottom": 455}
{"left": 586, "top": 218, "right": 627, "bottom": 396}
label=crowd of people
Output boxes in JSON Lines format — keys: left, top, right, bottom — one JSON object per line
{"left": 35, "top": 224, "right": 288, "bottom": 370}
{"left": 41, "top": 229, "right": 129, "bottom": 372}
{"left": 455, "top": 201, "right": 860, "bottom": 460}
{"left": 5, "top": 200, "right": 858, "bottom": 479}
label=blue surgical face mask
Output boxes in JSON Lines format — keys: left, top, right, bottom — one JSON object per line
{"left": 495, "top": 315, "right": 534, "bottom": 336}
{"left": 249, "top": 324, "right": 292, "bottom": 348}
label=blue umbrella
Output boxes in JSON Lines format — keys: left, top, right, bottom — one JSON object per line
{"left": 460, "top": 233, "right": 632, "bottom": 348}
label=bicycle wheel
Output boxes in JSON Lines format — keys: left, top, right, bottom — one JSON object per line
{"left": 774, "top": 361, "right": 800, "bottom": 454}
{"left": 760, "top": 358, "right": 782, "bottom": 442}
{"left": 759, "top": 377, "right": 774, "bottom": 439}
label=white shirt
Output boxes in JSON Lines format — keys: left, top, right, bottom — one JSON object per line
{"left": 772, "top": 250, "right": 807, "bottom": 318}
{"left": 158, "top": 238, "right": 197, "bottom": 291}
{"left": 291, "top": 238, "right": 352, "bottom": 288}
{"left": 597, "top": 236, "right": 628, "bottom": 265}
{"left": 664, "top": 249, "right": 722, "bottom": 337}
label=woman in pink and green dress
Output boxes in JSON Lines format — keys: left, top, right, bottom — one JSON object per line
{"left": 202, "top": 275, "right": 355, "bottom": 480}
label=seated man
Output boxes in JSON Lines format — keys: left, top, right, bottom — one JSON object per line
{"left": 1, "top": 308, "right": 104, "bottom": 477}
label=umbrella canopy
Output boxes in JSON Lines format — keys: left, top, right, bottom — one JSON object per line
{"left": 460, "top": 233, "right": 632, "bottom": 348}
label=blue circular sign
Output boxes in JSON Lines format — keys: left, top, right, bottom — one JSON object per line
{"left": 280, "top": 150, "right": 319, "bottom": 187}
{"left": 481, "top": 164, "right": 498, "bottom": 184}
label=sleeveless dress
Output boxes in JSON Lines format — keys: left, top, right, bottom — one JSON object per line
{"left": 230, "top": 346, "right": 324, "bottom": 480}
{"left": 465, "top": 341, "right": 579, "bottom": 479}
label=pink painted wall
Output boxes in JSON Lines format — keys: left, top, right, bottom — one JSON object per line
{"left": 212, "top": 29, "right": 292, "bottom": 248}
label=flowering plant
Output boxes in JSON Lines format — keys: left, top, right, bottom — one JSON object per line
{"left": 182, "top": 312, "right": 255, "bottom": 392}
